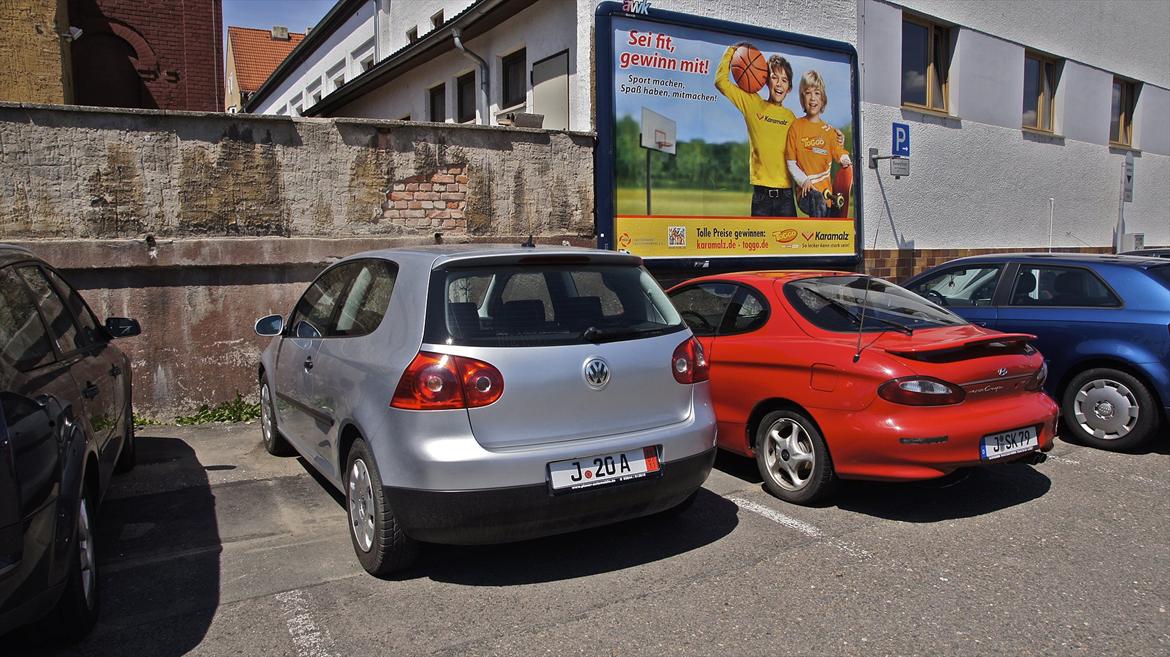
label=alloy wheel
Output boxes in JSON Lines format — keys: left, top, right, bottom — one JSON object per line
{"left": 762, "top": 418, "right": 815, "bottom": 491}
{"left": 1073, "top": 377, "right": 1139, "bottom": 441}
{"left": 348, "top": 459, "right": 376, "bottom": 553}
{"left": 78, "top": 500, "right": 96, "bottom": 607}
{"left": 260, "top": 384, "right": 273, "bottom": 447}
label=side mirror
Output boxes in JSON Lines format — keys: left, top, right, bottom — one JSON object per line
{"left": 105, "top": 317, "right": 141, "bottom": 338}
{"left": 255, "top": 314, "right": 284, "bottom": 337}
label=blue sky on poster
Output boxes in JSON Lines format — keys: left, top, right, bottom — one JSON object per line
{"left": 613, "top": 16, "right": 854, "bottom": 146}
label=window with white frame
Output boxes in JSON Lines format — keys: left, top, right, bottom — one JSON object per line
{"left": 457, "top": 72, "right": 476, "bottom": 123}
{"left": 328, "top": 62, "right": 346, "bottom": 93}
{"left": 1110, "top": 77, "right": 1138, "bottom": 146}
{"left": 428, "top": 83, "right": 446, "bottom": 122}
{"left": 501, "top": 48, "right": 527, "bottom": 109}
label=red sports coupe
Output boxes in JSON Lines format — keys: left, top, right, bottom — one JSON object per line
{"left": 668, "top": 271, "right": 1059, "bottom": 504}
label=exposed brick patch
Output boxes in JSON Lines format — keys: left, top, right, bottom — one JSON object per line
{"left": 383, "top": 164, "right": 470, "bottom": 233}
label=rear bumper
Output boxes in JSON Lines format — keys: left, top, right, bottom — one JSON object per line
{"left": 820, "top": 392, "right": 1060, "bottom": 481}
{"left": 385, "top": 448, "right": 716, "bottom": 545}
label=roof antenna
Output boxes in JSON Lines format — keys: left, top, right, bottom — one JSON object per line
{"left": 854, "top": 174, "right": 885, "bottom": 363}
{"left": 520, "top": 234, "right": 535, "bottom": 248}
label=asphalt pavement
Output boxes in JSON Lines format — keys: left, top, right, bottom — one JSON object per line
{"left": 10, "top": 422, "right": 1169, "bottom": 657}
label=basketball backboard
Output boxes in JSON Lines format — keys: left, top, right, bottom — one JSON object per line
{"left": 640, "top": 107, "right": 676, "bottom": 155}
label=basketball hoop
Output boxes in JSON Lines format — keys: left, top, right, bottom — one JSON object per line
{"left": 654, "top": 129, "right": 673, "bottom": 150}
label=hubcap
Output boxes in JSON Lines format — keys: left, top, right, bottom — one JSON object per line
{"left": 348, "top": 459, "right": 376, "bottom": 552}
{"left": 78, "top": 499, "right": 96, "bottom": 606}
{"left": 1074, "top": 378, "right": 1138, "bottom": 440}
{"left": 260, "top": 384, "right": 273, "bottom": 445}
{"left": 762, "top": 418, "right": 815, "bottom": 491}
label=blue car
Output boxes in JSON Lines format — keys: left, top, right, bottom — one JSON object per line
{"left": 904, "top": 253, "right": 1170, "bottom": 451}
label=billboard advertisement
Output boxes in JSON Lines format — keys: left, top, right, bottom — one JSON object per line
{"left": 596, "top": 3, "right": 861, "bottom": 264}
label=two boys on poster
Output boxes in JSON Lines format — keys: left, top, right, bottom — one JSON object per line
{"left": 714, "top": 43, "right": 852, "bottom": 218}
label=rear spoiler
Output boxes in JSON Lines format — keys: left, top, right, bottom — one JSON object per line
{"left": 885, "top": 333, "right": 1037, "bottom": 358}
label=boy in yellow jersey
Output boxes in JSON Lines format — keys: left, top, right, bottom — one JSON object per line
{"left": 714, "top": 42, "right": 796, "bottom": 217}
{"left": 786, "top": 70, "right": 852, "bottom": 218}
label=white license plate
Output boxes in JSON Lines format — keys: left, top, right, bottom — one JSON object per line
{"left": 980, "top": 426, "right": 1039, "bottom": 460}
{"left": 549, "top": 446, "right": 660, "bottom": 492}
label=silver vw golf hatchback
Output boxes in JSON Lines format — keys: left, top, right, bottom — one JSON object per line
{"left": 255, "top": 245, "right": 717, "bottom": 574}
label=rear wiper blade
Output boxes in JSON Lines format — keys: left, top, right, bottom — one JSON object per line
{"left": 858, "top": 311, "right": 913, "bottom": 335}
{"left": 581, "top": 326, "right": 641, "bottom": 343}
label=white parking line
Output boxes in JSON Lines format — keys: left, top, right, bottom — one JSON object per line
{"left": 727, "top": 495, "right": 822, "bottom": 537}
{"left": 274, "top": 588, "right": 337, "bottom": 657}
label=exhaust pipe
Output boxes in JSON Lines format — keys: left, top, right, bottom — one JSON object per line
{"left": 1028, "top": 452, "right": 1048, "bottom": 465}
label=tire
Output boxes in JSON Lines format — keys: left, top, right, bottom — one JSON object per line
{"left": 115, "top": 407, "right": 136, "bottom": 473}
{"left": 1061, "top": 368, "right": 1159, "bottom": 451}
{"left": 260, "top": 378, "right": 295, "bottom": 456}
{"left": 345, "top": 438, "right": 417, "bottom": 576}
{"left": 44, "top": 487, "right": 101, "bottom": 643}
{"left": 754, "top": 409, "right": 838, "bottom": 505}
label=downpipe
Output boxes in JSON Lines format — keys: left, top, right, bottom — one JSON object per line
{"left": 452, "top": 28, "right": 489, "bottom": 125}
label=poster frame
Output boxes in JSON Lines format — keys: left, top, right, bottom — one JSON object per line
{"left": 594, "top": 1, "right": 864, "bottom": 272}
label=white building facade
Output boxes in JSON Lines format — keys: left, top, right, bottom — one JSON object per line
{"left": 246, "top": 0, "right": 1170, "bottom": 253}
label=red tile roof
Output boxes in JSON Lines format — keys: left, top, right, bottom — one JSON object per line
{"left": 228, "top": 26, "right": 307, "bottom": 93}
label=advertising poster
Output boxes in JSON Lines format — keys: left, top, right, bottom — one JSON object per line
{"left": 601, "top": 7, "right": 860, "bottom": 260}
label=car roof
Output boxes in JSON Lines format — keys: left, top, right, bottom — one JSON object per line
{"left": 0, "top": 243, "right": 38, "bottom": 269}
{"left": 919, "top": 252, "right": 1166, "bottom": 268}
{"left": 342, "top": 243, "right": 643, "bottom": 268}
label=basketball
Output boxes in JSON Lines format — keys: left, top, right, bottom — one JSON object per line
{"left": 730, "top": 45, "right": 768, "bottom": 94}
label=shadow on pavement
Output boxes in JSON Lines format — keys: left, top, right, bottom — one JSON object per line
{"left": 10, "top": 434, "right": 221, "bottom": 657}
{"left": 834, "top": 463, "right": 1052, "bottom": 522}
{"left": 713, "top": 450, "right": 762, "bottom": 484}
{"left": 412, "top": 488, "right": 739, "bottom": 586}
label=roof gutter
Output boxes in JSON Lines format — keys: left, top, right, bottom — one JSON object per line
{"left": 304, "top": 0, "right": 523, "bottom": 118}
{"left": 452, "top": 28, "right": 489, "bottom": 125}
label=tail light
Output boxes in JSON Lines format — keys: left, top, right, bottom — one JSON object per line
{"left": 878, "top": 377, "right": 965, "bottom": 406}
{"left": 391, "top": 352, "right": 504, "bottom": 410}
{"left": 1025, "top": 361, "right": 1049, "bottom": 391}
{"left": 672, "top": 337, "right": 709, "bottom": 384}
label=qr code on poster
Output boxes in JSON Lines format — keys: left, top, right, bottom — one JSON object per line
{"left": 667, "top": 226, "right": 686, "bottom": 247}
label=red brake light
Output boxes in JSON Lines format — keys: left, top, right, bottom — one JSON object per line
{"left": 672, "top": 337, "right": 709, "bottom": 384}
{"left": 391, "top": 352, "right": 504, "bottom": 410}
{"left": 877, "top": 377, "right": 965, "bottom": 406}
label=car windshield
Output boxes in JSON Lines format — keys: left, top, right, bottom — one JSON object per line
{"left": 785, "top": 275, "right": 968, "bottom": 332}
{"left": 424, "top": 263, "right": 686, "bottom": 347}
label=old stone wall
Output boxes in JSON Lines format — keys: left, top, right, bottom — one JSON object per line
{"left": 0, "top": 103, "right": 596, "bottom": 417}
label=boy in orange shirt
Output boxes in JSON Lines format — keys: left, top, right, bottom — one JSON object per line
{"left": 785, "top": 70, "right": 852, "bottom": 218}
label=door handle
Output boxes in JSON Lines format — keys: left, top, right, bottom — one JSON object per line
{"left": 110, "top": 365, "right": 122, "bottom": 377}
{"left": 82, "top": 382, "right": 99, "bottom": 400}
{"left": 304, "top": 356, "right": 314, "bottom": 371}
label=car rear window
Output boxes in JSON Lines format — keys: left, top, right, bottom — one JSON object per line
{"left": 785, "top": 275, "right": 967, "bottom": 332}
{"left": 424, "top": 264, "right": 685, "bottom": 347}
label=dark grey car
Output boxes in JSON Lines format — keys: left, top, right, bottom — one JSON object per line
{"left": 255, "top": 245, "right": 718, "bottom": 575}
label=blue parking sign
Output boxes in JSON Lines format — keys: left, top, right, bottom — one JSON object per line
{"left": 892, "top": 123, "right": 910, "bottom": 157}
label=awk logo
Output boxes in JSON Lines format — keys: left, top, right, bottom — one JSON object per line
{"left": 755, "top": 114, "right": 789, "bottom": 126}
{"left": 623, "top": 0, "right": 651, "bottom": 14}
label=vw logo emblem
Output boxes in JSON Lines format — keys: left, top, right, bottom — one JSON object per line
{"left": 583, "top": 358, "right": 611, "bottom": 390}
{"left": 997, "top": 368, "right": 1009, "bottom": 377}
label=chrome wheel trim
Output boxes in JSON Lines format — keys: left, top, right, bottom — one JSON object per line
{"left": 260, "top": 383, "right": 273, "bottom": 446}
{"left": 348, "top": 459, "right": 376, "bottom": 553}
{"left": 1073, "top": 378, "right": 1139, "bottom": 440}
{"left": 78, "top": 499, "right": 96, "bottom": 606}
{"left": 762, "top": 418, "right": 815, "bottom": 491}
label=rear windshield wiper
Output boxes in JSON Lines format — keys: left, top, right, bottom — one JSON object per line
{"left": 582, "top": 326, "right": 646, "bottom": 343}
{"left": 801, "top": 287, "right": 913, "bottom": 335}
